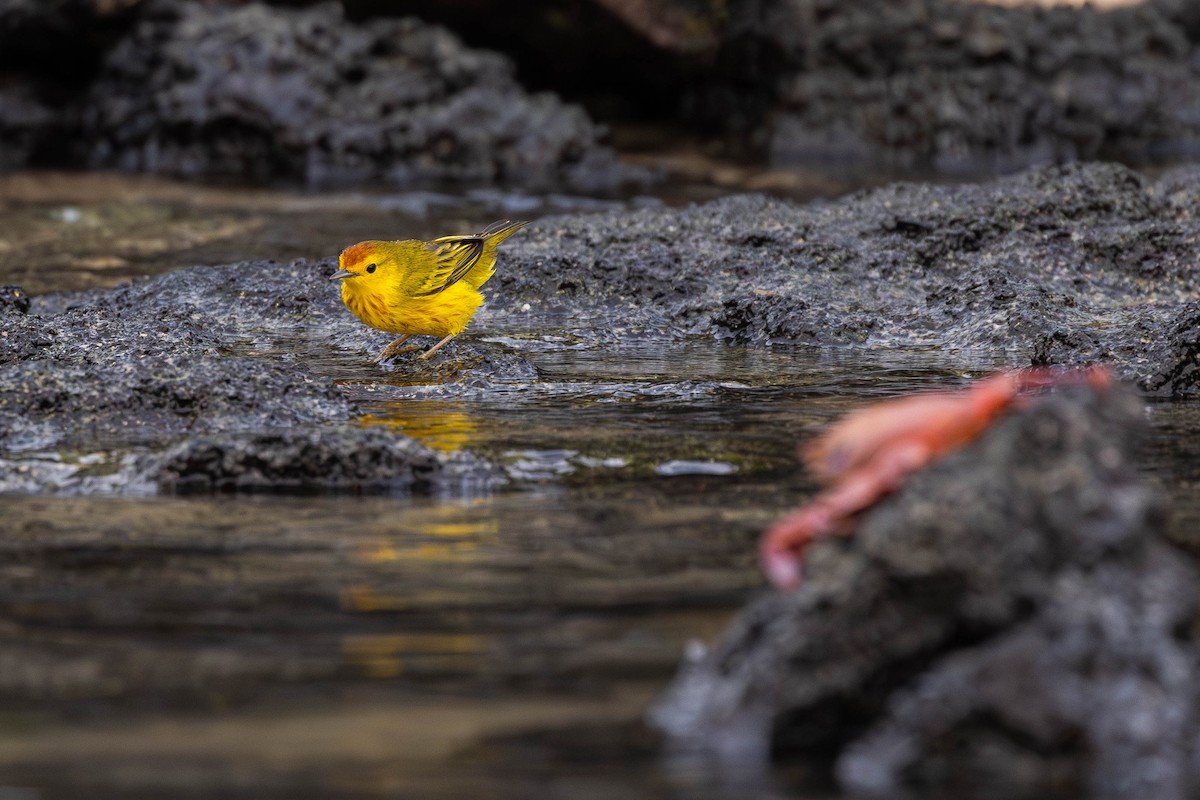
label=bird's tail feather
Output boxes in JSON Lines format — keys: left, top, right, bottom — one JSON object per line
{"left": 480, "top": 220, "right": 528, "bottom": 243}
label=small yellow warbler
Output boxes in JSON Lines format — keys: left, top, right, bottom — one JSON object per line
{"left": 331, "top": 220, "right": 526, "bottom": 361}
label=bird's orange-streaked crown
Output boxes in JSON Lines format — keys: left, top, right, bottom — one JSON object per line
{"left": 339, "top": 241, "right": 379, "bottom": 272}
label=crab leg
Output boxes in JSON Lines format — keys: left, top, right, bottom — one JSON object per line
{"left": 762, "top": 365, "right": 1113, "bottom": 590}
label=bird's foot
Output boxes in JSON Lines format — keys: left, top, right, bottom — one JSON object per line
{"left": 417, "top": 334, "right": 457, "bottom": 360}
{"left": 372, "top": 343, "right": 420, "bottom": 363}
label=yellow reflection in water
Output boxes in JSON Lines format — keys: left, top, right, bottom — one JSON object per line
{"left": 420, "top": 520, "right": 498, "bottom": 538}
{"left": 352, "top": 517, "right": 499, "bottom": 565}
{"left": 357, "top": 402, "right": 479, "bottom": 452}
{"left": 343, "top": 585, "right": 399, "bottom": 613}
{"left": 343, "top": 513, "right": 501, "bottom": 616}
{"left": 342, "top": 632, "right": 486, "bottom": 678}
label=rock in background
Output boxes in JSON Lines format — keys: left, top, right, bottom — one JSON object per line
{"left": 0, "top": 0, "right": 111, "bottom": 168}
{"left": 357, "top": 0, "right": 1200, "bottom": 172}
{"left": 8, "top": 0, "right": 1200, "bottom": 180}
{"left": 730, "top": 0, "right": 1200, "bottom": 171}
{"left": 83, "top": 0, "right": 634, "bottom": 190}
{"left": 0, "top": 0, "right": 636, "bottom": 191}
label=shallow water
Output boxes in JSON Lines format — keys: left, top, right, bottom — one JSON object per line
{"left": 0, "top": 337, "right": 992, "bottom": 798}
{"left": 2, "top": 174, "right": 1200, "bottom": 799}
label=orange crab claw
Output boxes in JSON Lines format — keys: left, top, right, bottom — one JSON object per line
{"left": 761, "top": 505, "right": 836, "bottom": 590}
{"left": 762, "top": 365, "right": 1112, "bottom": 590}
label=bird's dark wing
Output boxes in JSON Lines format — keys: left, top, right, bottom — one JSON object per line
{"left": 411, "top": 235, "right": 485, "bottom": 297}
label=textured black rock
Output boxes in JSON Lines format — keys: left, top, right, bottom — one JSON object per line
{"left": 7, "top": 0, "right": 1200, "bottom": 180}
{"left": 0, "top": 284, "right": 29, "bottom": 314}
{"left": 0, "top": 0, "right": 635, "bottom": 190}
{"left": 0, "top": 261, "right": 356, "bottom": 450}
{"left": 78, "top": 0, "right": 633, "bottom": 191}
{"left": 0, "top": 255, "right": 525, "bottom": 492}
{"left": 649, "top": 384, "right": 1200, "bottom": 799}
{"left": 707, "top": 0, "right": 1200, "bottom": 172}
{"left": 147, "top": 428, "right": 499, "bottom": 494}
{"left": 496, "top": 162, "right": 1200, "bottom": 396}
{"left": 3, "top": 160, "right": 1199, "bottom": 498}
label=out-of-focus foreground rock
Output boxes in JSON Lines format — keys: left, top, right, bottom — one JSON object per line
{"left": 651, "top": 384, "right": 1200, "bottom": 800}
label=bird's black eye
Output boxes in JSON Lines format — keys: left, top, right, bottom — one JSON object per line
{"left": 366, "top": 263, "right": 377, "bottom": 274}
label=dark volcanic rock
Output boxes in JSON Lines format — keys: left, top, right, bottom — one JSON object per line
{"left": 0, "top": 262, "right": 356, "bottom": 450}
{"left": 147, "top": 428, "right": 500, "bottom": 494}
{"left": 0, "top": 284, "right": 29, "bottom": 313}
{"left": 3, "top": 159, "right": 1199, "bottom": 496}
{"left": 79, "top": 0, "right": 632, "bottom": 191}
{"left": 325, "top": 0, "right": 1200, "bottom": 173}
{"left": 649, "top": 384, "right": 1200, "bottom": 799}
{"left": 0, "top": 256, "right": 526, "bottom": 493}
{"left": 495, "top": 162, "right": 1200, "bottom": 396}
{"left": 705, "top": 0, "right": 1200, "bottom": 171}
{"left": 8, "top": 0, "right": 1200, "bottom": 179}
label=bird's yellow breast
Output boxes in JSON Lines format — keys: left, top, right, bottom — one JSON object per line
{"left": 341, "top": 281, "right": 484, "bottom": 337}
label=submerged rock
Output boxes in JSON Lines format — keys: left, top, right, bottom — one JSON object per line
{"left": 649, "top": 383, "right": 1200, "bottom": 799}
{"left": 146, "top": 428, "right": 500, "bottom": 494}
{"left": 495, "top": 161, "right": 1200, "bottom": 396}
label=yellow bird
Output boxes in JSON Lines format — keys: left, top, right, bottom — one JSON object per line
{"left": 331, "top": 220, "right": 527, "bottom": 362}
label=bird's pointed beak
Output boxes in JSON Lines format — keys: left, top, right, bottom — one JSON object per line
{"left": 330, "top": 269, "right": 356, "bottom": 281}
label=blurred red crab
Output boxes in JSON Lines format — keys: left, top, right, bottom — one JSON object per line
{"left": 761, "top": 365, "right": 1113, "bottom": 590}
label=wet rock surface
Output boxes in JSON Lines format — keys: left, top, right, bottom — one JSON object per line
{"left": 4, "top": 160, "right": 1200, "bottom": 492}
{"left": 649, "top": 384, "right": 1200, "bottom": 799}
{"left": 147, "top": 428, "right": 500, "bottom": 494}
{"left": 0, "top": 0, "right": 634, "bottom": 191}
{"left": 0, "top": 261, "right": 355, "bottom": 450}
{"left": 497, "top": 161, "right": 1200, "bottom": 396}
{"left": 0, "top": 255, "right": 529, "bottom": 493}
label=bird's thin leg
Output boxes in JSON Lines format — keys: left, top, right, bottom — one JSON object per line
{"left": 373, "top": 334, "right": 418, "bottom": 363}
{"left": 418, "top": 334, "right": 456, "bottom": 360}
